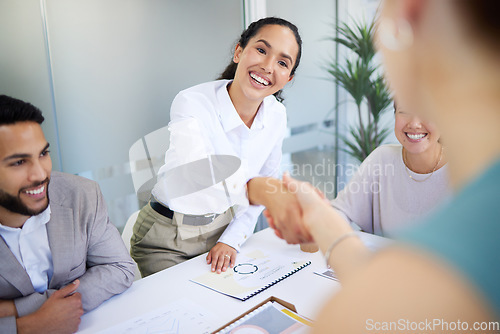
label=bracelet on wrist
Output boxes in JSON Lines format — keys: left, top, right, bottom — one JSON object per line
{"left": 324, "top": 231, "right": 358, "bottom": 269}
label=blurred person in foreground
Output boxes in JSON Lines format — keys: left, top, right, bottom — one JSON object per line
{"left": 263, "top": 0, "right": 500, "bottom": 332}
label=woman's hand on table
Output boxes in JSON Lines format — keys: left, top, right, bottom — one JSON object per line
{"left": 206, "top": 242, "right": 237, "bottom": 274}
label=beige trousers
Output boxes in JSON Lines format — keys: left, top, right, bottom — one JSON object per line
{"left": 130, "top": 202, "right": 233, "bottom": 277}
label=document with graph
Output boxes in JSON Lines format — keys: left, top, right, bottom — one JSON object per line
{"left": 190, "top": 249, "right": 311, "bottom": 301}
{"left": 213, "top": 299, "right": 313, "bottom": 334}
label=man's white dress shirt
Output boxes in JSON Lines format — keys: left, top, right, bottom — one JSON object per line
{"left": 0, "top": 207, "right": 53, "bottom": 293}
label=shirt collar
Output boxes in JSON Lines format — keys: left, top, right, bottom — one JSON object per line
{"left": 251, "top": 100, "right": 266, "bottom": 130}
{"left": 216, "top": 80, "right": 268, "bottom": 132}
{"left": 0, "top": 206, "right": 51, "bottom": 233}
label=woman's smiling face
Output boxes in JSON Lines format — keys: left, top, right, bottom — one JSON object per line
{"left": 232, "top": 24, "right": 298, "bottom": 102}
{"left": 395, "top": 107, "right": 441, "bottom": 155}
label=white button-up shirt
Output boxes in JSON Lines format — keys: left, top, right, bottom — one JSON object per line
{"left": 152, "top": 80, "right": 287, "bottom": 250}
{"left": 0, "top": 207, "right": 53, "bottom": 293}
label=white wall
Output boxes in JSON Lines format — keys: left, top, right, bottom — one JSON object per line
{"left": 45, "top": 0, "right": 242, "bottom": 175}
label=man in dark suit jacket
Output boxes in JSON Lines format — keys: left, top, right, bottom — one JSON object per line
{"left": 0, "top": 95, "right": 135, "bottom": 333}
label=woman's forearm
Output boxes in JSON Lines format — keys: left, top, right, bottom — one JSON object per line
{"left": 304, "top": 200, "right": 372, "bottom": 281}
{"left": 247, "top": 177, "right": 284, "bottom": 206}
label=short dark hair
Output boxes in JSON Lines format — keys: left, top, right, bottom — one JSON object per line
{"left": 217, "top": 17, "right": 303, "bottom": 102}
{"left": 0, "top": 95, "right": 44, "bottom": 126}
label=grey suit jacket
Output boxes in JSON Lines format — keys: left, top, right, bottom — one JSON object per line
{"left": 0, "top": 171, "right": 135, "bottom": 332}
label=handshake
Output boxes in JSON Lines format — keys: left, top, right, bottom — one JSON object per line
{"left": 249, "top": 172, "right": 368, "bottom": 283}
{"left": 248, "top": 172, "right": 354, "bottom": 247}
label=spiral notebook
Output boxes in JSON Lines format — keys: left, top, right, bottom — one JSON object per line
{"left": 190, "top": 249, "right": 311, "bottom": 301}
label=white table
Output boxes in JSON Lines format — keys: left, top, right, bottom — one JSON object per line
{"left": 77, "top": 228, "right": 389, "bottom": 333}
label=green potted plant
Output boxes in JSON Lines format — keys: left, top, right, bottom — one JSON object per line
{"left": 327, "top": 18, "right": 393, "bottom": 163}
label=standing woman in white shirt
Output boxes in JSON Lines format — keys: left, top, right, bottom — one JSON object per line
{"left": 131, "top": 17, "right": 302, "bottom": 277}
